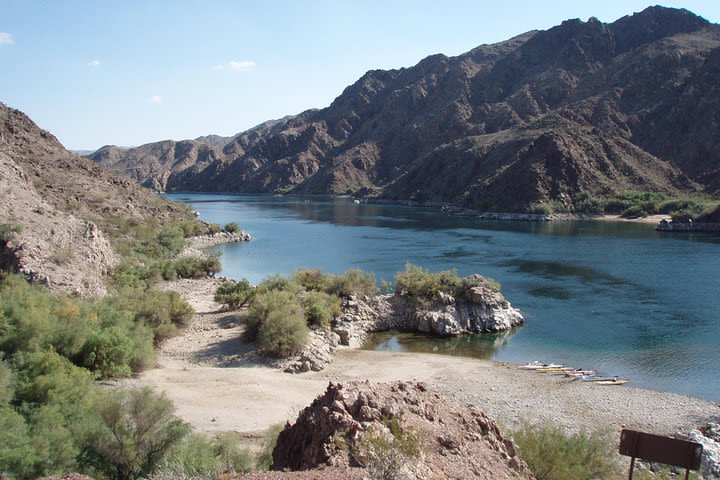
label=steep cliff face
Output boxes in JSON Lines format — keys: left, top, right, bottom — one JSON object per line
{"left": 0, "top": 103, "right": 197, "bottom": 295}
{"left": 94, "top": 7, "right": 720, "bottom": 211}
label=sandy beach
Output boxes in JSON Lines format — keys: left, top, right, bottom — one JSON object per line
{"left": 600, "top": 214, "right": 669, "bottom": 224}
{"left": 134, "top": 278, "right": 718, "bottom": 440}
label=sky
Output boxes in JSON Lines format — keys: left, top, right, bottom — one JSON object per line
{"left": 1, "top": 1, "right": 719, "bottom": 150}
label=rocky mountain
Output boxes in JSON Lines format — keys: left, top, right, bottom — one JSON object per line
{"left": 0, "top": 103, "right": 197, "bottom": 295}
{"left": 93, "top": 7, "right": 720, "bottom": 212}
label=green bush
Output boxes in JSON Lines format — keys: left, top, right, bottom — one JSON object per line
{"left": 395, "top": 263, "right": 461, "bottom": 301}
{"left": 256, "top": 423, "right": 284, "bottom": 471}
{"left": 214, "top": 279, "right": 254, "bottom": 309}
{"left": 293, "top": 268, "right": 333, "bottom": 292}
{"left": 256, "top": 274, "right": 301, "bottom": 295}
{"left": 161, "top": 432, "right": 254, "bottom": 476}
{"left": 223, "top": 222, "right": 241, "bottom": 234}
{"left": 256, "top": 299, "right": 308, "bottom": 357}
{"left": 513, "top": 423, "right": 618, "bottom": 480}
{"left": 208, "top": 223, "right": 221, "bottom": 234}
{"left": 0, "top": 222, "right": 23, "bottom": 242}
{"left": 353, "top": 415, "right": 422, "bottom": 480}
{"left": 329, "top": 268, "right": 377, "bottom": 298}
{"left": 88, "top": 388, "right": 190, "bottom": 480}
{"left": 301, "top": 291, "right": 341, "bottom": 328}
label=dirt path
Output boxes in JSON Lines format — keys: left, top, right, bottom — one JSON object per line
{"left": 136, "top": 278, "right": 719, "bottom": 438}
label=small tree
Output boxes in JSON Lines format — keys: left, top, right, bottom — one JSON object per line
{"left": 223, "top": 222, "right": 241, "bottom": 234}
{"left": 214, "top": 279, "right": 254, "bottom": 310}
{"left": 89, "top": 388, "right": 190, "bottom": 480}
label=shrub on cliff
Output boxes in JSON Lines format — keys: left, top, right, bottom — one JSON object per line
{"left": 301, "top": 290, "right": 341, "bottom": 328}
{"left": 293, "top": 268, "right": 333, "bottom": 292}
{"left": 395, "top": 263, "right": 460, "bottom": 301}
{"left": 512, "top": 423, "right": 617, "bottom": 480}
{"left": 329, "top": 268, "right": 377, "bottom": 298}
{"left": 354, "top": 415, "right": 422, "bottom": 480}
{"left": 223, "top": 222, "right": 241, "bottom": 234}
{"left": 214, "top": 279, "right": 254, "bottom": 309}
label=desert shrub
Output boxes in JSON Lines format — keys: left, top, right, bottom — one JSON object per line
{"left": 173, "top": 256, "right": 222, "bottom": 279}
{"left": 354, "top": 415, "right": 421, "bottom": 480}
{"left": 454, "top": 274, "right": 501, "bottom": 297}
{"left": 256, "top": 423, "right": 284, "bottom": 471}
{"left": 301, "top": 290, "right": 341, "bottom": 328}
{"left": 395, "top": 263, "right": 461, "bottom": 301}
{"left": 214, "top": 279, "right": 254, "bottom": 309}
{"left": 88, "top": 388, "right": 190, "bottom": 480}
{"left": 0, "top": 405, "right": 36, "bottom": 478}
{"left": 207, "top": 223, "right": 221, "bottom": 234}
{"left": 223, "top": 222, "right": 241, "bottom": 234}
{"left": 256, "top": 301, "right": 308, "bottom": 357}
{"left": 256, "top": 274, "right": 301, "bottom": 295}
{"left": 245, "top": 290, "right": 293, "bottom": 341}
{"left": 573, "top": 192, "right": 606, "bottom": 213}
{"left": 293, "top": 268, "right": 333, "bottom": 292}
{"left": 620, "top": 204, "right": 648, "bottom": 218}
{"left": 528, "top": 202, "right": 555, "bottom": 214}
{"left": 0, "top": 221, "right": 23, "bottom": 242}
{"left": 330, "top": 268, "right": 377, "bottom": 298}
{"left": 160, "top": 431, "right": 254, "bottom": 476}
{"left": 512, "top": 423, "right": 618, "bottom": 480}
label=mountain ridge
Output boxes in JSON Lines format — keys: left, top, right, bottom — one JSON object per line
{"left": 90, "top": 6, "right": 720, "bottom": 212}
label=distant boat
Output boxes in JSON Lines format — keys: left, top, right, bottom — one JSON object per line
{"left": 353, "top": 199, "right": 360, "bottom": 204}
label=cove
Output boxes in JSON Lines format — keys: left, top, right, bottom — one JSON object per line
{"left": 166, "top": 194, "right": 720, "bottom": 401}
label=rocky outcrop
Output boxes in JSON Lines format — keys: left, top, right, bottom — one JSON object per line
{"left": 0, "top": 153, "right": 115, "bottom": 296}
{"left": 656, "top": 219, "right": 720, "bottom": 232}
{"left": 93, "top": 7, "right": 720, "bottom": 212}
{"left": 0, "top": 102, "right": 199, "bottom": 295}
{"left": 271, "top": 380, "right": 534, "bottom": 479}
{"left": 284, "top": 275, "right": 523, "bottom": 372}
{"left": 687, "top": 423, "right": 720, "bottom": 479}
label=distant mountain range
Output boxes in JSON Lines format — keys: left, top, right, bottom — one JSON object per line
{"left": 88, "top": 6, "right": 720, "bottom": 212}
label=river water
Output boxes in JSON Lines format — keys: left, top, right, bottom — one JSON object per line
{"left": 167, "top": 194, "right": 720, "bottom": 401}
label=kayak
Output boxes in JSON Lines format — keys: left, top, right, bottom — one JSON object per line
{"left": 564, "top": 370, "right": 598, "bottom": 377}
{"left": 581, "top": 376, "right": 620, "bottom": 382}
{"left": 595, "top": 379, "right": 629, "bottom": 385}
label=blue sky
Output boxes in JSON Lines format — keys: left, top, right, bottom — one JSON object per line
{"left": 1, "top": 1, "right": 719, "bottom": 150}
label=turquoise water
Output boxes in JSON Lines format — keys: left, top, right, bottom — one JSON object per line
{"left": 167, "top": 194, "right": 720, "bottom": 401}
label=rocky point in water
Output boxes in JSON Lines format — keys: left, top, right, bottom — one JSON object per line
{"left": 285, "top": 274, "right": 523, "bottom": 373}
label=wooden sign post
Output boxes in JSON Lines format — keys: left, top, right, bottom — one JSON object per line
{"left": 619, "top": 429, "right": 703, "bottom": 480}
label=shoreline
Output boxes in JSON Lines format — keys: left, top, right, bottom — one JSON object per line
{"left": 134, "top": 277, "right": 718, "bottom": 440}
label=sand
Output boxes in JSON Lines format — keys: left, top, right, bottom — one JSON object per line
{"left": 133, "top": 278, "right": 718, "bottom": 440}
{"left": 600, "top": 214, "right": 669, "bottom": 224}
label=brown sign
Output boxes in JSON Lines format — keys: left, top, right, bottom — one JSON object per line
{"left": 619, "top": 429, "right": 703, "bottom": 470}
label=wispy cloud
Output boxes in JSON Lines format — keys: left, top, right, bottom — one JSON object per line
{"left": 150, "top": 95, "right": 163, "bottom": 104}
{"left": 88, "top": 59, "right": 101, "bottom": 67}
{"left": 0, "top": 32, "right": 13, "bottom": 46}
{"left": 214, "top": 60, "right": 256, "bottom": 72}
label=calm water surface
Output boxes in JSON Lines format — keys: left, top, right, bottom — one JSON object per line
{"left": 167, "top": 194, "right": 720, "bottom": 401}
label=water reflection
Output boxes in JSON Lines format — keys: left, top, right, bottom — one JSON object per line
{"left": 365, "top": 328, "right": 518, "bottom": 359}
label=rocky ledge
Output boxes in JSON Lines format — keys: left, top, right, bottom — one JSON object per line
{"left": 284, "top": 275, "right": 523, "bottom": 373}
{"left": 188, "top": 230, "right": 252, "bottom": 248}
{"left": 271, "top": 380, "right": 533, "bottom": 479}
{"left": 656, "top": 219, "right": 720, "bottom": 232}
